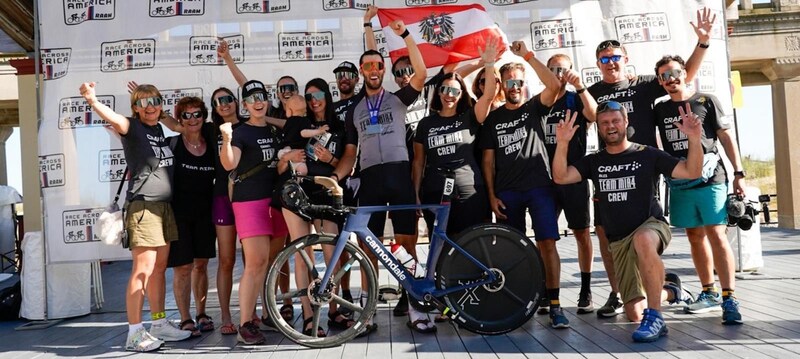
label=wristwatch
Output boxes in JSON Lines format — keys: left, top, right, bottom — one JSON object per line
{"left": 733, "top": 170, "right": 746, "bottom": 178}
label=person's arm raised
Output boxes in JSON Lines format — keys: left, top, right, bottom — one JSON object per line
{"left": 390, "top": 20, "right": 427, "bottom": 92}
{"left": 510, "top": 40, "right": 560, "bottom": 106}
{"left": 363, "top": 5, "right": 378, "bottom": 51}
{"left": 552, "top": 110, "right": 584, "bottom": 185}
{"left": 80, "top": 82, "right": 130, "bottom": 135}
{"left": 474, "top": 38, "right": 499, "bottom": 124}
{"left": 564, "top": 70, "right": 597, "bottom": 123}
{"left": 684, "top": 7, "right": 715, "bottom": 82}
{"left": 218, "top": 39, "right": 248, "bottom": 87}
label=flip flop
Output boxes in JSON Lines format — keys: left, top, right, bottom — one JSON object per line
{"left": 179, "top": 319, "right": 202, "bottom": 337}
{"left": 219, "top": 322, "right": 237, "bottom": 335}
{"left": 195, "top": 313, "right": 214, "bottom": 332}
{"left": 280, "top": 304, "right": 294, "bottom": 321}
{"left": 407, "top": 319, "right": 437, "bottom": 334}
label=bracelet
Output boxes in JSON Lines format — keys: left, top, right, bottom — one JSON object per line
{"left": 363, "top": 22, "right": 372, "bottom": 28}
{"left": 576, "top": 87, "right": 586, "bottom": 94}
{"left": 327, "top": 157, "right": 334, "bottom": 164}
{"left": 400, "top": 29, "right": 410, "bottom": 39}
{"left": 698, "top": 42, "right": 710, "bottom": 49}
{"left": 331, "top": 173, "right": 339, "bottom": 182}
{"left": 523, "top": 51, "right": 534, "bottom": 62}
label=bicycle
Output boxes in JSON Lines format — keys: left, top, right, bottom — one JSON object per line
{"left": 264, "top": 175, "right": 545, "bottom": 348}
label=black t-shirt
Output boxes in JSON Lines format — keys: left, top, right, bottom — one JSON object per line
{"left": 478, "top": 101, "right": 552, "bottom": 192}
{"left": 283, "top": 115, "right": 345, "bottom": 177}
{"left": 535, "top": 92, "right": 587, "bottom": 165}
{"left": 229, "top": 122, "right": 279, "bottom": 202}
{"left": 333, "top": 91, "right": 366, "bottom": 178}
{"left": 121, "top": 118, "right": 174, "bottom": 202}
{"left": 573, "top": 144, "right": 679, "bottom": 242}
{"left": 654, "top": 93, "right": 729, "bottom": 187}
{"left": 588, "top": 75, "right": 666, "bottom": 148}
{"left": 170, "top": 135, "right": 215, "bottom": 217}
{"left": 414, "top": 109, "right": 483, "bottom": 194}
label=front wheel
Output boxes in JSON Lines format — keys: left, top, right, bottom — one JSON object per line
{"left": 435, "top": 224, "right": 544, "bottom": 335}
{"left": 265, "top": 234, "right": 378, "bottom": 348}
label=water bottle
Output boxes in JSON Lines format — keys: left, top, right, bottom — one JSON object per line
{"left": 390, "top": 242, "right": 424, "bottom": 278}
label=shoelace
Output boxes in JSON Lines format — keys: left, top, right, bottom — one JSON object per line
{"left": 721, "top": 298, "right": 738, "bottom": 311}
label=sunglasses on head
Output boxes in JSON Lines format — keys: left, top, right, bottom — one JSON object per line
{"left": 597, "top": 101, "right": 625, "bottom": 114}
{"left": 504, "top": 79, "right": 524, "bottom": 89}
{"left": 135, "top": 96, "right": 163, "bottom": 108}
{"left": 181, "top": 110, "right": 203, "bottom": 120}
{"left": 658, "top": 68, "right": 684, "bottom": 82}
{"left": 361, "top": 61, "right": 385, "bottom": 72}
{"left": 305, "top": 91, "right": 326, "bottom": 101}
{"left": 549, "top": 66, "right": 568, "bottom": 76}
{"left": 393, "top": 67, "right": 414, "bottom": 78}
{"left": 214, "top": 95, "right": 235, "bottom": 107}
{"left": 596, "top": 40, "right": 622, "bottom": 54}
{"left": 439, "top": 86, "right": 462, "bottom": 97}
{"left": 335, "top": 72, "right": 358, "bottom": 80}
{"left": 598, "top": 55, "right": 623, "bottom": 65}
{"left": 244, "top": 92, "right": 267, "bottom": 104}
{"left": 278, "top": 84, "right": 297, "bottom": 93}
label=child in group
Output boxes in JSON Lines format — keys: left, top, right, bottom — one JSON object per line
{"left": 277, "top": 95, "right": 329, "bottom": 175}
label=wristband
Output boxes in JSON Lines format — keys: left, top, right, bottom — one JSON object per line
{"left": 400, "top": 29, "right": 410, "bottom": 39}
{"left": 698, "top": 42, "right": 710, "bottom": 49}
{"left": 576, "top": 87, "right": 586, "bottom": 94}
{"left": 523, "top": 51, "right": 534, "bottom": 62}
{"left": 363, "top": 22, "right": 372, "bottom": 28}
{"left": 327, "top": 157, "right": 334, "bottom": 164}
{"left": 331, "top": 173, "right": 340, "bottom": 182}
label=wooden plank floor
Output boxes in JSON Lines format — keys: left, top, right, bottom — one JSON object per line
{"left": 1, "top": 226, "right": 799, "bottom": 358}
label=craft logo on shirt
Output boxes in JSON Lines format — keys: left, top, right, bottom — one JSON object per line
{"left": 40, "top": 154, "right": 65, "bottom": 188}
{"left": 100, "top": 39, "right": 156, "bottom": 72}
{"left": 418, "top": 13, "right": 455, "bottom": 47}
{"left": 62, "top": 208, "right": 105, "bottom": 243}
{"left": 530, "top": 19, "right": 582, "bottom": 50}
{"left": 693, "top": 61, "right": 715, "bottom": 92}
{"left": 581, "top": 65, "right": 636, "bottom": 87}
{"left": 278, "top": 32, "right": 334, "bottom": 62}
{"left": 160, "top": 87, "right": 203, "bottom": 117}
{"left": 59, "top": 95, "right": 115, "bottom": 129}
{"left": 190, "top": 35, "right": 244, "bottom": 66}
{"left": 63, "top": 0, "right": 115, "bottom": 25}
{"left": 406, "top": 0, "right": 457, "bottom": 5}
{"left": 236, "top": 0, "right": 290, "bottom": 13}
{"left": 98, "top": 149, "right": 127, "bottom": 183}
{"left": 365, "top": 29, "right": 389, "bottom": 57}
{"left": 614, "top": 13, "right": 671, "bottom": 43}
{"left": 41, "top": 48, "right": 72, "bottom": 81}
{"left": 488, "top": 0, "right": 535, "bottom": 6}
{"left": 148, "top": 0, "right": 205, "bottom": 17}
{"left": 322, "top": 0, "right": 371, "bottom": 11}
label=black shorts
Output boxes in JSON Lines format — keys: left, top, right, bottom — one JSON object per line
{"left": 167, "top": 213, "right": 216, "bottom": 267}
{"left": 359, "top": 162, "right": 417, "bottom": 236}
{"left": 555, "top": 180, "right": 590, "bottom": 230}
{"left": 421, "top": 184, "right": 489, "bottom": 237}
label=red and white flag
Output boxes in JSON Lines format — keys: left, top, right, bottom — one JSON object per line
{"left": 377, "top": 4, "right": 508, "bottom": 68}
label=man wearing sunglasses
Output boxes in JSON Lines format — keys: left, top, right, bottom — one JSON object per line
{"left": 653, "top": 55, "right": 744, "bottom": 325}
{"left": 553, "top": 101, "right": 703, "bottom": 342}
{"left": 587, "top": 7, "right": 717, "bottom": 318}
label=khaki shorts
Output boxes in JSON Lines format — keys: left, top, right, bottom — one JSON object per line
{"left": 124, "top": 200, "right": 179, "bottom": 249}
{"left": 609, "top": 217, "right": 672, "bottom": 304}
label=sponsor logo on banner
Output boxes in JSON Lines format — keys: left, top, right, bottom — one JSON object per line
{"left": 62, "top": 208, "right": 104, "bottom": 243}
{"left": 406, "top": 0, "right": 458, "bottom": 6}
{"left": 365, "top": 29, "right": 388, "bottom": 57}
{"left": 236, "top": 0, "right": 290, "bottom": 13}
{"left": 160, "top": 88, "right": 204, "bottom": 117}
{"left": 322, "top": 0, "right": 371, "bottom": 11}
{"left": 694, "top": 62, "right": 715, "bottom": 92}
{"left": 149, "top": 0, "right": 205, "bottom": 17}
{"left": 419, "top": 13, "right": 455, "bottom": 47}
{"left": 487, "top": 0, "right": 535, "bottom": 5}
{"left": 59, "top": 95, "right": 115, "bottom": 129}
{"left": 530, "top": 19, "right": 582, "bottom": 50}
{"left": 100, "top": 39, "right": 156, "bottom": 72}
{"left": 41, "top": 48, "right": 72, "bottom": 81}
{"left": 190, "top": 35, "right": 244, "bottom": 65}
{"left": 98, "top": 149, "right": 127, "bottom": 182}
{"left": 40, "top": 154, "right": 65, "bottom": 188}
{"left": 278, "top": 32, "right": 334, "bottom": 62}
{"left": 581, "top": 66, "right": 636, "bottom": 87}
{"left": 63, "top": 0, "right": 115, "bottom": 25}
{"left": 614, "top": 13, "right": 670, "bottom": 43}
{"left": 328, "top": 82, "right": 363, "bottom": 102}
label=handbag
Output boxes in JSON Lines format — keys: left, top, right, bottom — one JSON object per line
{"left": 96, "top": 167, "right": 129, "bottom": 247}
{"left": 228, "top": 162, "right": 268, "bottom": 201}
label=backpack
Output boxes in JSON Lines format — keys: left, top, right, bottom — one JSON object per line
{"left": 0, "top": 279, "right": 21, "bottom": 321}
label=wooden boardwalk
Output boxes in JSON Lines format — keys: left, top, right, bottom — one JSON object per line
{"left": 1, "top": 226, "right": 799, "bottom": 358}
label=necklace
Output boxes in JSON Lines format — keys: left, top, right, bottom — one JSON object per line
{"left": 184, "top": 138, "right": 202, "bottom": 149}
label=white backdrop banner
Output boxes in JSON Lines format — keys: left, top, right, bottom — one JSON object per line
{"left": 38, "top": 0, "right": 730, "bottom": 263}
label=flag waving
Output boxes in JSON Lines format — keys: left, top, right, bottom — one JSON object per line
{"left": 377, "top": 4, "right": 508, "bottom": 68}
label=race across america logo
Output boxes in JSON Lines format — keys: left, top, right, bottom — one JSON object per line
{"left": 40, "top": 154, "right": 65, "bottom": 188}
{"left": 100, "top": 39, "right": 156, "bottom": 72}
{"left": 148, "top": 0, "right": 204, "bottom": 17}
{"left": 98, "top": 149, "right": 127, "bottom": 183}
{"left": 322, "top": 0, "right": 371, "bottom": 11}
{"left": 530, "top": 19, "right": 582, "bottom": 50}
{"left": 62, "top": 208, "right": 105, "bottom": 243}
{"left": 614, "top": 13, "right": 671, "bottom": 43}
{"left": 278, "top": 32, "right": 334, "bottom": 62}
{"left": 235, "top": 0, "right": 290, "bottom": 13}
{"left": 63, "top": 0, "right": 115, "bottom": 25}
{"left": 190, "top": 35, "right": 244, "bottom": 66}
{"left": 41, "top": 48, "right": 71, "bottom": 81}
{"left": 365, "top": 29, "right": 389, "bottom": 57}
{"left": 58, "top": 95, "right": 115, "bottom": 129}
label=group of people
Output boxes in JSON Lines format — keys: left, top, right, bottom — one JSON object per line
{"left": 77, "top": 5, "right": 745, "bottom": 352}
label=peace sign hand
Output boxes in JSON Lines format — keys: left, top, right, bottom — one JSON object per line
{"left": 674, "top": 102, "right": 702, "bottom": 139}
{"left": 555, "top": 109, "right": 580, "bottom": 144}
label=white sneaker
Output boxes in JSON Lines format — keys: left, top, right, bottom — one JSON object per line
{"left": 125, "top": 327, "right": 164, "bottom": 352}
{"left": 150, "top": 320, "right": 192, "bottom": 342}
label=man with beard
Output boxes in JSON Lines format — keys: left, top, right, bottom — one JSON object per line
{"left": 479, "top": 41, "right": 569, "bottom": 328}
{"left": 331, "top": 20, "right": 432, "bottom": 335}
{"left": 653, "top": 55, "right": 744, "bottom": 325}
{"left": 553, "top": 102, "right": 701, "bottom": 342}
{"left": 588, "top": 7, "right": 716, "bottom": 318}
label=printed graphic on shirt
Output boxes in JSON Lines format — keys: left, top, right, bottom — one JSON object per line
{"left": 596, "top": 161, "right": 642, "bottom": 203}
{"left": 148, "top": 133, "right": 174, "bottom": 168}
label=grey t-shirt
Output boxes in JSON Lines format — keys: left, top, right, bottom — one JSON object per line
{"left": 121, "top": 117, "right": 174, "bottom": 202}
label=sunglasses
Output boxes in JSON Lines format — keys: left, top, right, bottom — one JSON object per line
{"left": 304, "top": 91, "right": 326, "bottom": 101}
{"left": 214, "top": 95, "right": 235, "bottom": 107}
{"left": 393, "top": 67, "right": 414, "bottom": 78}
{"left": 439, "top": 86, "right": 462, "bottom": 97}
{"left": 181, "top": 110, "right": 203, "bottom": 120}
{"left": 598, "top": 55, "right": 623, "bottom": 65}
{"left": 596, "top": 39, "right": 622, "bottom": 54}
{"left": 658, "top": 68, "right": 684, "bottom": 82}
{"left": 361, "top": 61, "right": 385, "bottom": 72}
{"left": 135, "top": 96, "right": 163, "bottom": 108}
{"left": 278, "top": 84, "right": 297, "bottom": 93}
{"left": 549, "top": 66, "right": 568, "bottom": 76}
{"left": 504, "top": 79, "right": 524, "bottom": 89}
{"left": 335, "top": 72, "right": 358, "bottom": 80}
{"left": 244, "top": 92, "right": 268, "bottom": 104}
{"left": 597, "top": 101, "right": 625, "bottom": 114}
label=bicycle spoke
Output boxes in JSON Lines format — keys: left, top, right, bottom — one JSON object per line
{"left": 477, "top": 238, "right": 494, "bottom": 268}
{"left": 500, "top": 285, "right": 528, "bottom": 306}
{"left": 497, "top": 254, "right": 529, "bottom": 274}
{"left": 276, "top": 288, "right": 306, "bottom": 302}
{"left": 331, "top": 293, "right": 362, "bottom": 314}
{"left": 332, "top": 256, "right": 357, "bottom": 284}
{"left": 297, "top": 249, "right": 318, "bottom": 280}
{"left": 310, "top": 305, "right": 322, "bottom": 338}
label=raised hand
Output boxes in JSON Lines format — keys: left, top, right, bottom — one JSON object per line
{"left": 674, "top": 102, "right": 702, "bottom": 139}
{"left": 510, "top": 40, "right": 530, "bottom": 58}
{"left": 555, "top": 109, "right": 579, "bottom": 144}
{"left": 479, "top": 37, "right": 499, "bottom": 64}
{"left": 79, "top": 82, "right": 98, "bottom": 103}
{"left": 219, "top": 122, "right": 233, "bottom": 142}
{"left": 126, "top": 81, "right": 138, "bottom": 94}
{"left": 364, "top": 5, "right": 378, "bottom": 22}
{"left": 217, "top": 39, "right": 232, "bottom": 60}
{"left": 564, "top": 69, "right": 583, "bottom": 88}
{"left": 691, "top": 7, "right": 716, "bottom": 45}
{"left": 389, "top": 20, "right": 406, "bottom": 37}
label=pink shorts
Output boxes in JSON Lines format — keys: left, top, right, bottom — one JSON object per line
{"left": 231, "top": 198, "right": 288, "bottom": 240}
{"left": 212, "top": 195, "right": 235, "bottom": 226}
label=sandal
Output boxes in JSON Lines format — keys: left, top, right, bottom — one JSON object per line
{"left": 302, "top": 316, "right": 326, "bottom": 337}
{"left": 280, "top": 304, "right": 294, "bottom": 321}
{"left": 407, "top": 319, "right": 437, "bottom": 334}
{"left": 179, "top": 319, "right": 202, "bottom": 337}
{"left": 327, "top": 310, "right": 356, "bottom": 330}
{"left": 195, "top": 313, "right": 214, "bottom": 332}
{"left": 219, "top": 322, "right": 237, "bottom": 335}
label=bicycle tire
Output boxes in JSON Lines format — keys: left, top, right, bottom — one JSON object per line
{"left": 435, "top": 223, "right": 544, "bottom": 335}
{"left": 265, "top": 234, "right": 378, "bottom": 348}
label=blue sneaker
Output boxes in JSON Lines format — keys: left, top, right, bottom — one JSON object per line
{"left": 684, "top": 290, "right": 722, "bottom": 314}
{"left": 632, "top": 308, "right": 668, "bottom": 342}
{"left": 664, "top": 273, "right": 694, "bottom": 305}
{"left": 721, "top": 296, "right": 743, "bottom": 325}
{"left": 549, "top": 307, "right": 570, "bottom": 329}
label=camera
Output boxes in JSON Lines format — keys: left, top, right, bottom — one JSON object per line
{"left": 727, "top": 194, "right": 760, "bottom": 230}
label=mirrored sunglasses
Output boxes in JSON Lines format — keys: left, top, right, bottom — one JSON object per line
{"left": 439, "top": 86, "right": 462, "bottom": 97}
{"left": 335, "top": 72, "right": 358, "bottom": 80}
{"left": 658, "top": 69, "right": 684, "bottom": 82}
{"left": 504, "top": 79, "right": 524, "bottom": 89}
{"left": 393, "top": 67, "right": 415, "bottom": 78}
{"left": 214, "top": 95, "right": 235, "bottom": 107}
{"left": 361, "top": 61, "right": 385, "bottom": 72}
{"left": 599, "top": 55, "right": 622, "bottom": 65}
{"left": 304, "top": 91, "right": 326, "bottom": 101}
{"left": 278, "top": 84, "right": 298, "bottom": 93}
{"left": 549, "top": 67, "right": 568, "bottom": 76}
{"left": 181, "top": 110, "right": 203, "bottom": 120}
{"left": 244, "top": 92, "right": 268, "bottom": 104}
{"left": 597, "top": 101, "right": 625, "bottom": 114}
{"left": 135, "top": 96, "right": 163, "bottom": 108}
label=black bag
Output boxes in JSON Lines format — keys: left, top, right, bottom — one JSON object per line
{"left": 0, "top": 280, "right": 21, "bottom": 321}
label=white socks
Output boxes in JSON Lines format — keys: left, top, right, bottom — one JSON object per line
{"left": 128, "top": 323, "right": 144, "bottom": 336}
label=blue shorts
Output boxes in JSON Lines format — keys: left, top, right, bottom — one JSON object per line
{"left": 668, "top": 183, "right": 728, "bottom": 228}
{"left": 496, "top": 187, "right": 560, "bottom": 241}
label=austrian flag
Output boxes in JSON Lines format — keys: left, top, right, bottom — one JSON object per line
{"left": 378, "top": 4, "right": 508, "bottom": 68}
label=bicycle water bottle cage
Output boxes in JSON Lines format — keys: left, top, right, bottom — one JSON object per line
{"left": 281, "top": 179, "right": 313, "bottom": 221}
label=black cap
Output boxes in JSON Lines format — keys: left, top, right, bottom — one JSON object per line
{"left": 333, "top": 61, "right": 358, "bottom": 75}
{"left": 241, "top": 80, "right": 267, "bottom": 99}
